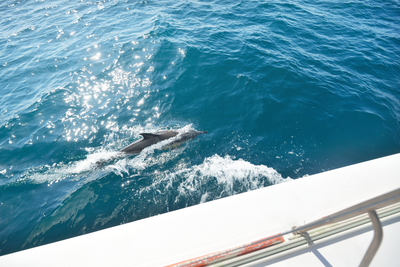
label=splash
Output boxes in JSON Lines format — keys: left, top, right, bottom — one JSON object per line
{"left": 173, "top": 154, "right": 291, "bottom": 200}
{"left": 20, "top": 149, "right": 120, "bottom": 185}
{"left": 136, "top": 154, "right": 292, "bottom": 205}
{"left": 19, "top": 124, "right": 291, "bottom": 210}
{"left": 21, "top": 124, "right": 198, "bottom": 184}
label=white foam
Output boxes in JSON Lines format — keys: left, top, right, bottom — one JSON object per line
{"left": 176, "top": 155, "right": 289, "bottom": 192}
{"left": 200, "top": 192, "right": 210, "bottom": 204}
{"left": 138, "top": 154, "right": 293, "bottom": 204}
{"left": 20, "top": 148, "right": 121, "bottom": 184}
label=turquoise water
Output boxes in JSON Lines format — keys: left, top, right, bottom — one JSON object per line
{"left": 1, "top": 0, "right": 399, "bottom": 256}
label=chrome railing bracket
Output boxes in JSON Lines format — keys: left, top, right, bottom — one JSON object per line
{"left": 359, "top": 210, "right": 383, "bottom": 267}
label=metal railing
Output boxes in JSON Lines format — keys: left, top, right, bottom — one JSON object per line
{"left": 292, "top": 188, "right": 400, "bottom": 267}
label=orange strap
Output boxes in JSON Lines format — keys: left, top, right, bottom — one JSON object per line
{"left": 165, "top": 234, "right": 284, "bottom": 267}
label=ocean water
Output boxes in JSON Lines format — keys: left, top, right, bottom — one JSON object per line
{"left": 0, "top": 0, "right": 399, "bottom": 256}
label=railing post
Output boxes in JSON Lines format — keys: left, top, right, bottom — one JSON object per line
{"left": 359, "top": 210, "right": 383, "bottom": 267}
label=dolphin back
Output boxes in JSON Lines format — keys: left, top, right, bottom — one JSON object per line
{"left": 119, "top": 130, "right": 178, "bottom": 154}
{"left": 163, "top": 130, "right": 207, "bottom": 149}
{"left": 119, "top": 129, "right": 206, "bottom": 155}
{"left": 140, "top": 133, "right": 161, "bottom": 140}
{"left": 119, "top": 133, "right": 160, "bottom": 154}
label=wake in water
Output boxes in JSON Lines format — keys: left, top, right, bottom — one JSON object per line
{"left": 17, "top": 123, "right": 292, "bottom": 205}
{"left": 17, "top": 124, "right": 292, "bottom": 251}
{"left": 18, "top": 124, "right": 199, "bottom": 184}
{"left": 164, "top": 154, "right": 292, "bottom": 203}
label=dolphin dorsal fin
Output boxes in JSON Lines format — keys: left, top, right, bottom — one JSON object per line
{"left": 140, "top": 133, "right": 160, "bottom": 140}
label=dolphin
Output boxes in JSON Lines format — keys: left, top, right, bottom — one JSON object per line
{"left": 119, "top": 130, "right": 207, "bottom": 155}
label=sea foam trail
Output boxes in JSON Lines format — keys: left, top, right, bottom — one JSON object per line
{"left": 175, "top": 155, "right": 291, "bottom": 199}
{"left": 22, "top": 125, "right": 292, "bottom": 208}
{"left": 137, "top": 154, "right": 293, "bottom": 205}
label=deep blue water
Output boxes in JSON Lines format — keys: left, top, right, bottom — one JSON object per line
{"left": 1, "top": 0, "right": 399, "bottom": 256}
